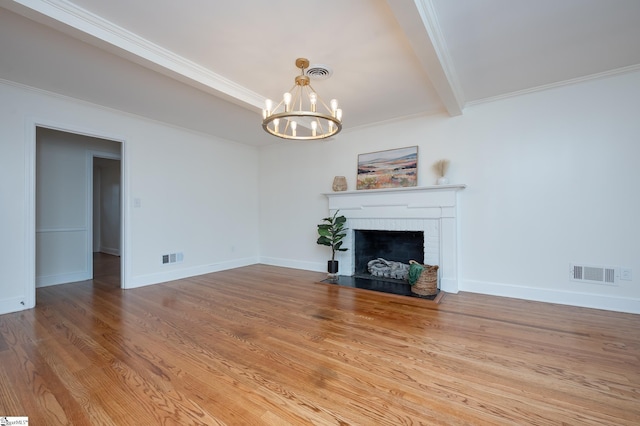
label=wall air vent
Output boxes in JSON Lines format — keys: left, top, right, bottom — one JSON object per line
{"left": 570, "top": 263, "right": 617, "bottom": 285}
{"left": 162, "top": 252, "right": 184, "bottom": 265}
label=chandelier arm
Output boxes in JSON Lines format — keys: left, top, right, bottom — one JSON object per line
{"left": 307, "top": 83, "right": 334, "bottom": 116}
{"left": 300, "top": 85, "right": 311, "bottom": 111}
{"left": 293, "top": 84, "right": 303, "bottom": 112}
{"left": 315, "top": 117, "right": 325, "bottom": 135}
{"left": 271, "top": 98, "right": 285, "bottom": 112}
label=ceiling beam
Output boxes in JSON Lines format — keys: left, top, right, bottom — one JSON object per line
{"left": 1, "top": 0, "right": 265, "bottom": 111}
{"left": 386, "top": 0, "right": 464, "bottom": 116}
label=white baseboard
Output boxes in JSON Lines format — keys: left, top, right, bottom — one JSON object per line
{"left": 36, "top": 271, "right": 91, "bottom": 288}
{"left": 461, "top": 279, "right": 640, "bottom": 314}
{"left": 0, "top": 296, "right": 32, "bottom": 315}
{"left": 99, "top": 247, "right": 120, "bottom": 256}
{"left": 126, "top": 256, "right": 259, "bottom": 289}
{"left": 259, "top": 257, "right": 326, "bottom": 273}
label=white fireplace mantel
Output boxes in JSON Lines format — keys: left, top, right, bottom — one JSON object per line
{"left": 323, "top": 185, "right": 466, "bottom": 293}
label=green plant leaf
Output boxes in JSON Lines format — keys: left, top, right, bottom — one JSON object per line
{"left": 316, "top": 210, "right": 349, "bottom": 254}
{"left": 317, "top": 236, "right": 331, "bottom": 246}
{"left": 317, "top": 228, "right": 332, "bottom": 237}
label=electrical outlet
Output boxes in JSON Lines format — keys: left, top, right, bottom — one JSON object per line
{"left": 620, "top": 268, "right": 632, "bottom": 281}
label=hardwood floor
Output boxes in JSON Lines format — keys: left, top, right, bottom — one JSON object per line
{"left": 1, "top": 257, "right": 639, "bottom": 425}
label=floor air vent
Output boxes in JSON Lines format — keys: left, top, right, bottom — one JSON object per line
{"left": 571, "top": 263, "right": 617, "bottom": 285}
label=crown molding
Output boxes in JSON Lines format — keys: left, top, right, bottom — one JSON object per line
{"left": 7, "top": 0, "right": 265, "bottom": 110}
{"left": 466, "top": 63, "right": 640, "bottom": 107}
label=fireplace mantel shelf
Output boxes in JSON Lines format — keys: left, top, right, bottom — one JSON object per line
{"left": 322, "top": 184, "right": 466, "bottom": 197}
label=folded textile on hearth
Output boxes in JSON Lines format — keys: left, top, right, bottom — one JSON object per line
{"left": 367, "top": 258, "right": 410, "bottom": 280}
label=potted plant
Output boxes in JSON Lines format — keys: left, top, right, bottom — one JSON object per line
{"left": 317, "top": 210, "right": 348, "bottom": 279}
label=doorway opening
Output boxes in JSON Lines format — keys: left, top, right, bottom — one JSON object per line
{"left": 34, "top": 126, "right": 124, "bottom": 296}
{"left": 91, "top": 154, "right": 122, "bottom": 287}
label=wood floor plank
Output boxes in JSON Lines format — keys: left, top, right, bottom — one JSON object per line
{"left": 0, "top": 256, "right": 639, "bottom": 424}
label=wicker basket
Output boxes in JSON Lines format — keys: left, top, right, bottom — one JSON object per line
{"left": 409, "top": 260, "right": 439, "bottom": 296}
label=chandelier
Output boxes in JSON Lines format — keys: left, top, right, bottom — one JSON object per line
{"left": 262, "top": 58, "right": 342, "bottom": 140}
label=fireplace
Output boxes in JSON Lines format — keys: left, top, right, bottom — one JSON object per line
{"left": 354, "top": 230, "right": 424, "bottom": 277}
{"left": 324, "top": 185, "right": 465, "bottom": 294}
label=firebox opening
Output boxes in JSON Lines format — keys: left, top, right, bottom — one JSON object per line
{"left": 354, "top": 230, "right": 425, "bottom": 280}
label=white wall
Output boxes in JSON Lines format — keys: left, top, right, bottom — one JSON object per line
{"left": 259, "top": 70, "right": 640, "bottom": 313}
{"left": 36, "top": 128, "right": 121, "bottom": 287}
{"left": 2, "top": 69, "right": 638, "bottom": 315}
{"left": 0, "top": 80, "right": 260, "bottom": 315}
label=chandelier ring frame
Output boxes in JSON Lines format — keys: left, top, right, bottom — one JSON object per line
{"left": 262, "top": 111, "right": 342, "bottom": 140}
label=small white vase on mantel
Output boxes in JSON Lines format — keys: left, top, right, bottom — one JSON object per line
{"left": 437, "top": 176, "right": 449, "bottom": 185}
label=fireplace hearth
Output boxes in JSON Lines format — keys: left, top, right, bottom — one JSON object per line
{"left": 321, "top": 275, "right": 440, "bottom": 300}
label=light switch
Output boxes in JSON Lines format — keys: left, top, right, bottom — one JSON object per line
{"left": 621, "top": 268, "right": 632, "bottom": 281}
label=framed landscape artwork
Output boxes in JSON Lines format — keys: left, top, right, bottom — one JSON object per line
{"left": 357, "top": 146, "right": 418, "bottom": 190}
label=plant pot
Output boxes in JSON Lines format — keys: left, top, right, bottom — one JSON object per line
{"left": 327, "top": 260, "right": 339, "bottom": 282}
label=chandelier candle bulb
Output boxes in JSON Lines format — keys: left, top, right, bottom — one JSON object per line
{"left": 311, "top": 121, "right": 317, "bottom": 136}
{"left": 273, "top": 118, "right": 279, "bottom": 133}
{"left": 310, "top": 92, "right": 317, "bottom": 112}
{"left": 291, "top": 120, "right": 297, "bottom": 137}
{"left": 336, "top": 108, "right": 343, "bottom": 121}
{"left": 265, "top": 99, "right": 273, "bottom": 116}
{"left": 284, "top": 92, "right": 292, "bottom": 112}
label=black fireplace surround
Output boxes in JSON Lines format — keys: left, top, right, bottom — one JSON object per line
{"left": 353, "top": 230, "right": 424, "bottom": 276}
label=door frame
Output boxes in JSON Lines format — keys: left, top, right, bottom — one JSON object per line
{"left": 25, "top": 119, "right": 128, "bottom": 309}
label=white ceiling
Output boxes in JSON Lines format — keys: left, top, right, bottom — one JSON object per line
{"left": 2, "top": 0, "right": 639, "bottom": 147}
